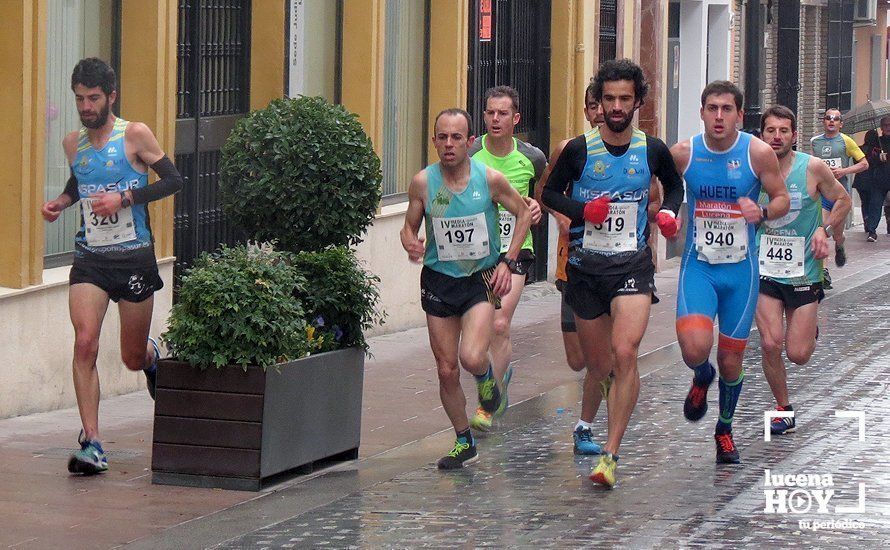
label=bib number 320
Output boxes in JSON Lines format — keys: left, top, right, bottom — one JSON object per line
{"left": 82, "top": 197, "right": 137, "bottom": 247}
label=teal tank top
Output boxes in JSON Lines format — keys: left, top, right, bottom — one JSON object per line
{"left": 423, "top": 159, "right": 500, "bottom": 277}
{"left": 72, "top": 117, "right": 154, "bottom": 266}
{"left": 757, "top": 152, "right": 823, "bottom": 285}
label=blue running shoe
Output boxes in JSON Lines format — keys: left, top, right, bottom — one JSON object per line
{"left": 145, "top": 337, "right": 160, "bottom": 400}
{"left": 573, "top": 425, "right": 602, "bottom": 455}
{"left": 770, "top": 410, "right": 796, "bottom": 435}
{"left": 67, "top": 430, "right": 108, "bottom": 475}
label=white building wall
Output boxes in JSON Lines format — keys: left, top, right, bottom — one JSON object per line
{"left": 677, "top": 0, "right": 733, "bottom": 140}
{"left": 0, "top": 261, "right": 174, "bottom": 418}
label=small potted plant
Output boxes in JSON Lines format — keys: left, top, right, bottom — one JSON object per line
{"left": 151, "top": 97, "right": 384, "bottom": 491}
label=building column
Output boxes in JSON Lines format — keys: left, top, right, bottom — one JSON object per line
{"left": 341, "top": 0, "right": 386, "bottom": 158}
{"left": 638, "top": 0, "right": 667, "bottom": 139}
{"left": 120, "top": 1, "right": 178, "bottom": 259}
{"left": 0, "top": 1, "right": 46, "bottom": 288}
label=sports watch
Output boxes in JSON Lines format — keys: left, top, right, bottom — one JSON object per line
{"left": 119, "top": 191, "right": 132, "bottom": 208}
{"left": 500, "top": 256, "right": 520, "bottom": 274}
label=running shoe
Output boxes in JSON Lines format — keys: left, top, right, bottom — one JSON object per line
{"left": 573, "top": 426, "right": 602, "bottom": 455}
{"left": 590, "top": 452, "right": 618, "bottom": 488}
{"left": 67, "top": 430, "right": 108, "bottom": 475}
{"left": 835, "top": 245, "right": 846, "bottom": 267}
{"left": 770, "top": 412, "right": 796, "bottom": 435}
{"left": 715, "top": 432, "right": 740, "bottom": 464}
{"left": 476, "top": 374, "right": 503, "bottom": 414}
{"left": 823, "top": 268, "right": 833, "bottom": 290}
{"left": 436, "top": 438, "right": 478, "bottom": 470}
{"left": 145, "top": 337, "right": 161, "bottom": 400}
{"left": 683, "top": 365, "right": 715, "bottom": 422}
{"left": 867, "top": 232, "right": 877, "bottom": 243}
{"left": 470, "top": 406, "right": 493, "bottom": 432}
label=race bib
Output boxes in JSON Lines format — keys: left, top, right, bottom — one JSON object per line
{"left": 499, "top": 211, "right": 516, "bottom": 253}
{"left": 432, "top": 213, "right": 490, "bottom": 261}
{"left": 694, "top": 201, "right": 748, "bottom": 264}
{"left": 582, "top": 202, "right": 638, "bottom": 253}
{"left": 81, "top": 197, "right": 137, "bottom": 247}
{"left": 758, "top": 234, "right": 805, "bottom": 278}
{"left": 822, "top": 157, "right": 842, "bottom": 170}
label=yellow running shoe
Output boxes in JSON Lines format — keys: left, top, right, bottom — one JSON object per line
{"left": 590, "top": 452, "right": 618, "bottom": 488}
{"left": 470, "top": 406, "right": 493, "bottom": 431}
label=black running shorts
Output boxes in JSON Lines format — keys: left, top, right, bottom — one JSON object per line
{"left": 759, "top": 277, "right": 824, "bottom": 310}
{"left": 560, "top": 289, "right": 576, "bottom": 333}
{"left": 565, "top": 262, "right": 658, "bottom": 321}
{"left": 420, "top": 266, "right": 500, "bottom": 318}
{"left": 69, "top": 262, "right": 163, "bottom": 303}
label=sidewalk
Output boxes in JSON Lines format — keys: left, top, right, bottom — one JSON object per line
{"left": 2, "top": 228, "right": 890, "bottom": 549}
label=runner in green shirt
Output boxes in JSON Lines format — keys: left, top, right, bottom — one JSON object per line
{"left": 757, "top": 105, "right": 850, "bottom": 436}
{"left": 468, "top": 86, "right": 545, "bottom": 431}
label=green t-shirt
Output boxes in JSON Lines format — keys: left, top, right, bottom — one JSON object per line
{"left": 469, "top": 136, "right": 546, "bottom": 253}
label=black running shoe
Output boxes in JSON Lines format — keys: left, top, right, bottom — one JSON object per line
{"left": 822, "top": 268, "right": 833, "bottom": 290}
{"left": 835, "top": 245, "right": 846, "bottom": 267}
{"left": 715, "top": 432, "right": 740, "bottom": 464}
{"left": 437, "top": 438, "right": 478, "bottom": 470}
{"left": 867, "top": 232, "right": 877, "bottom": 243}
{"left": 683, "top": 366, "right": 715, "bottom": 422}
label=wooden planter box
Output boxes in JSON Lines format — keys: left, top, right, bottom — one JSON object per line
{"left": 151, "top": 347, "right": 364, "bottom": 491}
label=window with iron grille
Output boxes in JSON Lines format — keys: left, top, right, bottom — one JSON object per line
{"left": 467, "top": 0, "right": 550, "bottom": 148}
{"left": 43, "top": 0, "right": 120, "bottom": 268}
{"left": 599, "top": 0, "right": 618, "bottom": 64}
{"left": 381, "top": 0, "right": 429, "bottom": 201}
{"left": 826, "top": 0, "right": 854, "bottom": 112}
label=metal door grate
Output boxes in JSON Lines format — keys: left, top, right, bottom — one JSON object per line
{"left": 174, "top": 0, "right": 251, "bottom": 282}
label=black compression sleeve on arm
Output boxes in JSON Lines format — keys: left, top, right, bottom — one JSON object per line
{"left": 540, "top": 136, "right": 587, "bottom": 223}
{"left": 648, "top": 137, "right": 684, "bottom": 215}
{"left": 130, "top": 155, "right": 185, "bottom": 204}
{"left": 62, "top": 168, "right": 79, "bottom": 205}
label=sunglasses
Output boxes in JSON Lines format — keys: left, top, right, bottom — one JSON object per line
{"left": 823, "top": 115, "right": 842, "bottom": 122}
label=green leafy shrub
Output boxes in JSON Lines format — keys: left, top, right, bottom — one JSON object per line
{"left": 162, "top": 244, "right": 309, "bottom": 370}
{"left": 292, "top": 247, "right": 385, "bottom": 353}
{"left": 219, "top": 96, "right": 382, "bottom": 253}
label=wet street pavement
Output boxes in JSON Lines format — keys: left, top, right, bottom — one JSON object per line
{"left": 155, "top": 274, "right": 890, "bottom": 548}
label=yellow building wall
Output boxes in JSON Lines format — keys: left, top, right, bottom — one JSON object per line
{"left": 0, "top": 1, "right": 46, "bottom": 288}
{"left": 341, "top": 0, "right": 386, "bottom": 158}
{"left": 251, "top": 1, "right": 288, "bottom": 111}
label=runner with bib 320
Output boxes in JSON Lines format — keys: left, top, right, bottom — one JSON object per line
{"left": 670, "top": 81, "right": 789, "bottom": 465}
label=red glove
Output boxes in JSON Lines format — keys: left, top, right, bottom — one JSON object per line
{"left": 655, "top": 210, "right": 680, "bottom": 238}
{"left": 584, "top": 196, "right": 611, "bottom": 225}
